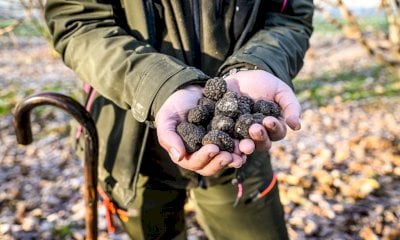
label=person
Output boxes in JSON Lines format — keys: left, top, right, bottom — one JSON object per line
{"left": 44, "top": 0, "right": 313, "bottom": 239}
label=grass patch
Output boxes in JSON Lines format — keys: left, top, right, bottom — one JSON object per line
{"left": 0, "top": 19, "right": 49, "bottom": 37}
{"left": 52, "top": 224, "right": 73, "bottom": 238}
{"left": 0, "top": 84, "right": 32, "bottom": 116}
{"left": 0, "top": 81, "right": 77, "bottom": 117}
{"left": 359, "top": 15, "right": 388, "bottom": 32}
{"left": 294, "top": 65, "right": 400, "bottom": 106}
{"left": 0, "top": 91, "right": 17, "bottom": 116}
{"left": 313, "top": 14, "right": 388, "bottom": 35}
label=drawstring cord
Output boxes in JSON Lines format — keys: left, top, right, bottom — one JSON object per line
{"left": 75, "top": 84, "right": 96, "bottom": 141}
{"left": 232, "top": 169, "right": 244, "bottom": 207}
{"left": 126, "top": 120, "right": 151, "bottom": 206}
{"left": 232, "top": 171, "right": 278, "bottom": 207}
{"left": 245, "top": 174, "right": 277, "bottom": 204}
{"left": 232, "top": 178, "right": 243, "bottom": 207}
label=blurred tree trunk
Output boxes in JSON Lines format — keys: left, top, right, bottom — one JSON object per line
{"left": 316, "top": 0, "right": 400, "bottom": 68}
{"left": 0, "top": 0, "right": 48, "bottom": 38}
{"left": 19, "top": 0, "right": 49, "bottom": 38}
{"left": 381, "top": 0, "right": 400, "bottom": 60}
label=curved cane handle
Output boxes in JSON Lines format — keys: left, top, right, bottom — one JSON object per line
{"left": 13, "top": 92, "right": 98, "bottom": 240}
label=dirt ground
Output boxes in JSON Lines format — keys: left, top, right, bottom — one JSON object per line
{"left": 0, "top": 33, "right": 399, "bottom": 240}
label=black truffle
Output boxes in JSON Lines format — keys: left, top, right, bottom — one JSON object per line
{"left": 187, "top": 105, "right": 212, "bottom": 125}
{"left": 215, "top": 91, "right": 240, "bottom": 118}
{"left": 203, "top": 77, "right": 227, "bottom": 101}
{"left": 202, "top": 130, "right": 235, "bottom": 153}
{"left": 210, "top": 115, "right": 235, "bottom": 134}
{"left": 177, "top": 122, "right": 206, "bottom": 154}
{"left": 238, "top": 96, "right": 254, "bottom": 115}
{"left": 234, "top": 113, "right": 255, "bottom": 139}
{"left": 252, "top": 113, "right": 265, "bottom": 125}
{"left": 177, "top": 78, "right": 282, "bottom": 155}
{"left": 198, "top": 97, "right": 216, "bottom": 112}
{"left": 253, "top": 100, "right": 281, "bottom": 118}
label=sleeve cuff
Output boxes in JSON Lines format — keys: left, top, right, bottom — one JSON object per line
{"left": 129, "top": 56, "right": 209, "bottom": 122}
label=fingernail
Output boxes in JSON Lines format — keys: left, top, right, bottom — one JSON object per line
{"left": 220, "top": 159, "right": 228, "bottom": 167}
{"left": 293, "top": 122, "right": 301, "bottom": 131}
{"left": 169, "top": 147, "right": 181, "bottom": 161}
{"left": 258, "top": 129, "right": 264, "bottom": 138}
{"left": 209, "top": 151, "right": 218, "bottom": 159}
{"left": 241, "top": 154, "right": 247, "bottom": 163}
{"left": 268, "top": 121, "right": 277, "bottom": 130}
{"left": 287, "top": 117, "right": 301, "bottom": 131}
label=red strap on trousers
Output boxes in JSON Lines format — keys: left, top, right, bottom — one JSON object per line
{"left": 97, "top": 186, "right": 129, "bottom": 234}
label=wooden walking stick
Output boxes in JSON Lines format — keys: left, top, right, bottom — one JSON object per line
{"left": 13, "top": 92, "right": 98, "bottom": 240}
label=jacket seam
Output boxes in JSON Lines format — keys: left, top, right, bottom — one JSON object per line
{"left": 131, "top": 58, "right": 186, "bottom": 121}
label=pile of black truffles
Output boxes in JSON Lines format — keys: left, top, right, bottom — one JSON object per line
{"left": 177, "top": 77, "right": 281, "bottom": 154}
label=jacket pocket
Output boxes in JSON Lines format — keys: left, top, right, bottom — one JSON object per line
{"left": 80, "top": 94, "right": 147, "bottom": 208}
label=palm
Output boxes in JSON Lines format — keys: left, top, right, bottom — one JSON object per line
{"left": 155, "top": 85, "right": 246, "bottom": 176}
{"left": 224, "top": 70, "right": 301, "bottom": 131}
{"left": 157, "top": 85, "right": 203, "bottom": 124}
{"left": 225, "top": 70, "right": 280, "bottom": 101}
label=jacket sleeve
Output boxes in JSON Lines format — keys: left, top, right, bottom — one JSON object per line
{"left": 45, "top": 0, "right": 208, "bottom": 122}
{"left": 218, "top": 0, "right": 314, "bottom": 89}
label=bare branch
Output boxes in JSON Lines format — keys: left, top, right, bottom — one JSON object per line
{"left": 0, "top": 19, "right": 24, "bottom": 37}
{"left": 315, "top": 4, "right": 344, "bottom": 30}
{"left": 320, "top": 0, "right": 400, "bottom": 66}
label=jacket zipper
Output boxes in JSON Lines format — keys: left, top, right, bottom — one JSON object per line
{"left": 190, "top": 0, "right": 201, "bottom": 67}
{"left": 143, "top": 0, "right": 157, "bottom": 47}
{"left": 233, "top": 0, "right": 262, "bottom": 52}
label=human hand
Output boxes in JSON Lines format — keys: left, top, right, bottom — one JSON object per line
{"left": 223, "top": 69, "right": 302, "bottom": 152}
{"left": 155, "top": 85, "right": 246, "bottom": 176}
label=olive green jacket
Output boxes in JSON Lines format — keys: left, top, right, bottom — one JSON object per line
{"left": 45, "top": 0, "right": 313, "bottom": 208}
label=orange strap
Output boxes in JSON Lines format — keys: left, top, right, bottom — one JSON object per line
{"left": 259, "top": 174, "right": 277, "bottom": 198}
{"left": 97, "top": 186, "right": 129, "bottom": 234}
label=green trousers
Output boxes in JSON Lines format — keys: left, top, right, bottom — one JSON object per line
{"left": 119, "top": 161, "right": 289, "bottom": 240}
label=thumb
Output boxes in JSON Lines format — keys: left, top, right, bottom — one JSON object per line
{"left": 156, "top": 115, "right": 186, "bottom": 162}
{"left": 275, "top": 85, "right": 302, "bottom": 131}
{"left": 284, "top": 105, "right": 302, "bottom": 131}
{"left": 158, "top": 130, "right": 185, "bottom": 161}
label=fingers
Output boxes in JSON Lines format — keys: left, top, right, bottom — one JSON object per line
{"left": 157, "top": 106, "right": 248, "bottom": 176}
{"left": 247, "top": 124, "right": 271, "bottom": 151}
{"left": 180, "top": 148, "right": 246, "bottom": 176}
{"left": 176, "top": 144, "right": 220, "bottom": 169}
{"left": 228, "top": 153, "right": 247, "bottom": 168}
{"left": 244, "top": 116, "right": 286, "bottom": 151}
{"left": 274, "top": 84, "right": 302, "bottom": 131}
{"left": 155, "top": 85, "right": 205, "bottom": 160}
{"left": 155, "top": 93, "right": 184, "bottom": 161}
{"left": 156, "top": 118, "right": 186, "bottom": 161}
{"left": 283, "top": 102, "right": 302, "bottom": 131}
{"left": 238, "top": 139, "right": 255, "bottom": 155}
{"left": 195, "top": 151, "right": 232, "bottom": 176}
{"left": 261, "top": 116, "right": 287, "bottom": 141}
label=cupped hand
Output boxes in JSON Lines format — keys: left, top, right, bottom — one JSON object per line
{"left": 224, "top": 70, "right": 302, "bottom": 152}
{"left": 155, "top": 85, "right": 246, "bottom": 176}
